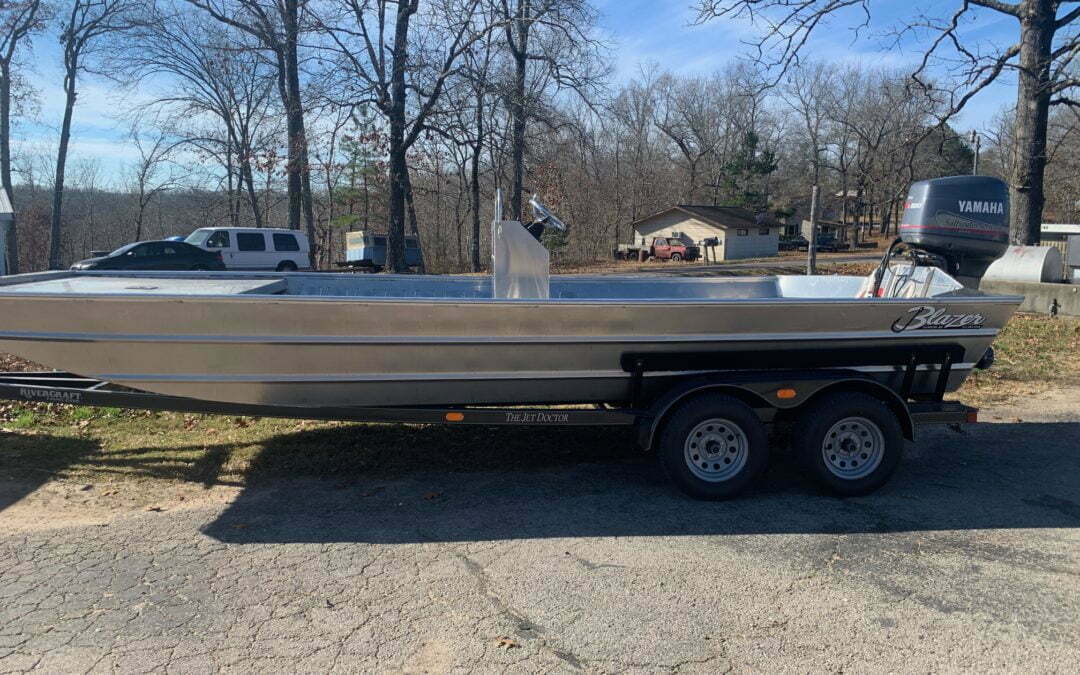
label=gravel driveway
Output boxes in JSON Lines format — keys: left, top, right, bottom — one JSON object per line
{"left": 1, "top": 388, "right": 1078, "bottom": 673}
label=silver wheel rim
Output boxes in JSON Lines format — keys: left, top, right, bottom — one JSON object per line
{"left": 821, "top": 416, "right": 885, "bottom": 480}
{"left": 683, "top": 418, "right": 749, "bottom": 482}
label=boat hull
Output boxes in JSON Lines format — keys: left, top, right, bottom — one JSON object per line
{"left": 0, "top": 272, "right": 1021, "bottom": 407}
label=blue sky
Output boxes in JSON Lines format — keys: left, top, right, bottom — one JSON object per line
{"left": 598, "top": 0, "right": 1019, "bottom": 126}
{"left": 13, "top": 1, "right": 1024, "bottom": 185}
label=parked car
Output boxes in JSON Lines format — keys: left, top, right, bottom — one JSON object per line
{"left": 341, "top": 231, "right": 423, "bottom": 270}
{"left": 782, "top": 235, "right": 846, "bottom": 253}
{"left": 778, "top": 235, "right": 808, "bottom": 251}
{"left": 71, "top": 241, "right": 226, "bottom": 271}
{"left": 650, "top": 237, "right": 700, "bottom": 261}
{"left": 184, "top": 227, "right": 311, "bottom": 271}
{"left": 618, "top": 237, "right": 700, "bottom": 262}
{"left": 814, "top": 235, "right": 845, "bottom": 253}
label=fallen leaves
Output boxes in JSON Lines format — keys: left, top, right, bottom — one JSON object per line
{"left": 495, "top": 637, "right": 519, "bottom": 650}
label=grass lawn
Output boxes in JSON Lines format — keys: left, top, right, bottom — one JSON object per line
{"left": 1, "top": 312, "right": 1075, "bottom": 490}
{"left": 957, "top": 313, "right": 1080, "bottom": 406}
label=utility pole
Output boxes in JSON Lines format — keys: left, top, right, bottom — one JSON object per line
{"left": 970, "top": 130, "right": 981, "bottom": 175}
{"left": 807, "top": 185, "right": 819, "bottom": 275}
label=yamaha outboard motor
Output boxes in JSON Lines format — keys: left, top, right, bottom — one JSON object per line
{"left": 899, "top": 175, "right": 1009, "bottom": 281}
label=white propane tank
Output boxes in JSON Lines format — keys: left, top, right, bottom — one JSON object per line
{"left": 982, "top": 245, "right": 1063, "bottom": 283}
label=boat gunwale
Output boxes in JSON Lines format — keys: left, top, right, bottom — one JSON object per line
{"left": 0, "top": 270, "right": 1025, "bottom": 305}
{"left": 0, "top": 289, "right": 1026, "bottom": 306}
{"left": 0, "top": 327, "right": 1004, "bottom": 344}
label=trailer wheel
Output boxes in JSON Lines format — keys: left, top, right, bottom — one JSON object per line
{"left": 793, "top": 392, "right": 903, "bottom": 497}
{"left": 657, "top": 394, "right": 768, "bottom": 500}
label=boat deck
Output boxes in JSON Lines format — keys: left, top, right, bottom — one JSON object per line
{"left": 0, "top": 271, "right": 883, "bottom": 300}
{"left": 1, "top": 276, "right": 288, "bottom": 296}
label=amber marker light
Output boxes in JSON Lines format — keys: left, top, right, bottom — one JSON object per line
{"left": 776, "top": 388, "right": 797, "bottom": 400}
{"left": 445, "top": 412, "right": 465, "bottom": 422}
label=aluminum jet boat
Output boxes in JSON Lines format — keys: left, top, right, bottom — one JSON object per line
{"left": 0, "top": 200, "right": 1021, "bottom": 409}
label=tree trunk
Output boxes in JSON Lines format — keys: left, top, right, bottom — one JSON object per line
{"left": 49, "top": 63, "right": 78, "bottom": 270}
{"left": 282, "top": 0, "right": 316, "bottom": 265}
{"left": 1009, "top": 0, "right": 1055, "bottom": 246}
{"left": 403, "top": 167, "right": 425, "bottom": 274}
{"left": 276, "top": 57, "right": 301, "bottom": 232}
{"left": 241, "top": 156, "right": 263, "bottom": 228}
{"left": 434, "top": 153, "right": 442, "bottom": 257}
{"left": 470, "top": 144, "right": 482, "bottom": 272}
{"left": 385, "top": 1, "right": 412, "bottom": 273}
{"left": 0, "top": 61, "right": 18, "bottom": 274}
{"left": 225, "top": 140, "right": 237, "bottom": 227}
{"left": 470, "top": 82, "right": 484, "bottom": 272}
{"left": 509, "top": 33, "right": 528, "bottom": 221}
{"left": 134, "top": 187, "right": 146, "bottom": 242}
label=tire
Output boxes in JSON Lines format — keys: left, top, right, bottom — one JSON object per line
{"left": 792, "top": 392, "right": 904, "bottom": 497}
{"left": 670, "top": 253, "right": 682, "bottom": 262}
{"left": 276, "top": 261, "right": 298, "bottom": 272}
{"left": 656, "top": 393, "right": 769, "bottom": 500}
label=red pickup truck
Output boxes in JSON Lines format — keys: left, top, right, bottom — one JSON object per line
{"left": 618, "top": 237, "right": 701, "bottom": 262}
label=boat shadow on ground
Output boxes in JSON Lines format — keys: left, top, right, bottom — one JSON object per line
{"left": 0, "top": 431, "right": 100, "bottom": 513}
{"left": 201, "top": 419, "right": 1080, "bottom": 544}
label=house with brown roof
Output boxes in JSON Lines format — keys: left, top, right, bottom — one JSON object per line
{"left": 628, "top": 205, "right": 779, "bottom": 261}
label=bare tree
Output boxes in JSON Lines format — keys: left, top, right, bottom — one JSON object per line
{"left": 1, "top": 0, "right": 51, "bottom": 273}
{"left": 784, "top": 61, "right": 832, "bottom": 188}
{"left": 459, "top": 27, "right": 499, "bottom": 271}
{"left": 125, "top": 125, "right": 182, "bottom": 241}
{"left": 695, "top": 0, "right": 1080, "bottom": 244}
{"left": 495, "top": 0, "right": 604, "bottom": 220}
{"left": 49, "top": 0, "right": 138, "bottom": 269}
{"left": 653, "top": 74, "right": 724, "bottom": 203}
{"left": 319, "top": 0, "right": 501, "bottom": 272}
{"left": 122, "top": 7, "right": 278, "bottom": 229}
{"left": 183, "top": 0, "right": 316, "bottom": 260}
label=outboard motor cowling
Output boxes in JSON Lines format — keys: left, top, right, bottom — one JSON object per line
{"left": 900, "top": 175, "right": 1009, "bottom": 279}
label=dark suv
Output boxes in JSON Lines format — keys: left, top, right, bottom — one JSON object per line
{"left": 778, "top": 235, "right": 809, "bottom": 251}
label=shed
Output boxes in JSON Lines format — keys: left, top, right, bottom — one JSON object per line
{"left": 629, "top": 205, "right": 779, "bottom": 261}
{"left": 0, "top": 187, "right": 12, "bottom": 276}
{"left": 800, "top": 219, "right": 847, "bottom": 240}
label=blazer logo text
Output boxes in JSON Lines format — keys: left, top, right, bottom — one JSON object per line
{"left": 891, "top": 306, "right": 986, "bottom": 333}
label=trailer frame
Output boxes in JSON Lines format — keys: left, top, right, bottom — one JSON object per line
{"left": 0, "top": 349, "right": 976, "bottom": 439}
{"left": 0, "top": 348, "right": 979, "bottom": 499}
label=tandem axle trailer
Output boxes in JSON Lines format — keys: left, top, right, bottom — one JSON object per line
{"left": 0, "top": 345, "right": 980, "bottom": 500}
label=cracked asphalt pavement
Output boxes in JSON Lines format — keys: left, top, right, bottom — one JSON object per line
{"left": 1, "top": 389, "right": 1078, "bottom": 673}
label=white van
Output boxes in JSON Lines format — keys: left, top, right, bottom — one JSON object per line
{"left": 185, "top": 228, "right": 311, "bottom": 271}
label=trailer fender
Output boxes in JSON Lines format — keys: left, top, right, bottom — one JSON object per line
{"left": 637, "top": 376, "right": 914, "bottom": 450}
{"left": 636, "top": 381, "right": 772, "bottom": 451}
{"left": 795, "top": 379, "right": 915, "bottom": 442}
